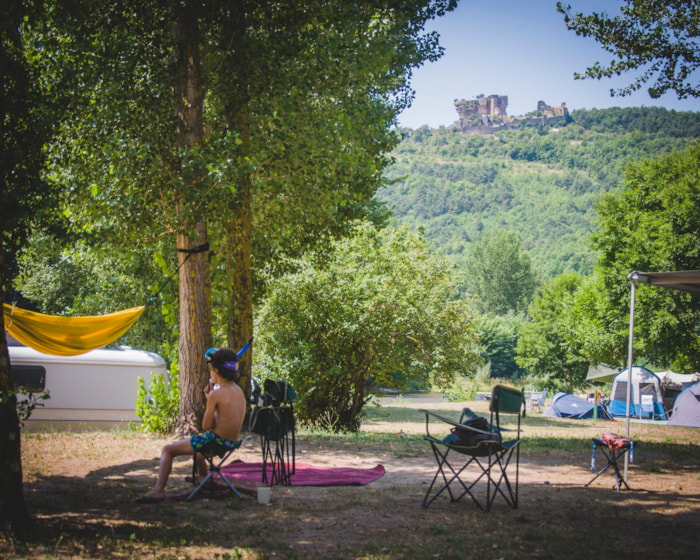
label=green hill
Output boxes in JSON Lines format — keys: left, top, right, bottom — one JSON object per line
{"left": 379, "top": 107, "right": 700, "bottom": 280}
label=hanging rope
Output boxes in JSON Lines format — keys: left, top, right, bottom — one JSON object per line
{"left": 149, "top": 242, "right": 210, "bottom": 304}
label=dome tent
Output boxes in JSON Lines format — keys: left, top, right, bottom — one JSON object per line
{"left": 543, "top": 392, "right": 613, "bottom": 420}
{"left": 608, "top": 367, "right": 666, "bottom": 420}
{"left": 667, "top": 382, "right": 700, "bottom": 428}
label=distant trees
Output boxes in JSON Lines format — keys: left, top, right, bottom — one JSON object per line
{"left": 466, "top": 231, "right": 537, "bottom": 316}
{"left": 478, "top": 314, "right": 526, "bottom": 379}
{"left": 517, "top": 143, "right": 700, "bottom": 380}
{"left": 516, "top": 273, "right": 590, "bottom": 392}
{"left": 558, "top": 1, "right": 700, "bottom": 99}
{"left": 382, "top": 108, "right": 700, "bottom": 280}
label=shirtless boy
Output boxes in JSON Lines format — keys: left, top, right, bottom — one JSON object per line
{"left": 136, "top": 348, "right": 246, "bottom": 503}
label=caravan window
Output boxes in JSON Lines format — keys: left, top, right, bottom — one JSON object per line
{"left": 11, "top": 365, "right": 46, "bottom": 392}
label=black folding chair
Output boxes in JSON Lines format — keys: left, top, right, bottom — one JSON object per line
{"left": 186, "top": 439, "right": 244, "bottom": 502}
{"left": 249, "top": 380, "right": 296, "bottom": 485}
{"left": 420, "top": 385, "right": 526, "bottom": 512}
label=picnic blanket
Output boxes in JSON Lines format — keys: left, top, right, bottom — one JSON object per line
{"left": 219, "top": 460, "right": 385, "bottom": 486}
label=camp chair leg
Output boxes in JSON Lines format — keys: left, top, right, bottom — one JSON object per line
{"left": 186, "top": 444, "right": 244, "bottom": 502}
{"left": 422, "top": 444, "right": 490, "bottom": 512}
{"left": 186, "top": 467, "right": 244, "bottom": 501}
{"left": 483, "top": 445, "right": 520, "bottom": 511}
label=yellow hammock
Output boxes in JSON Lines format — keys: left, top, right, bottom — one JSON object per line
{"left": 3, "top": 303, "right": 146, "bottom": 356}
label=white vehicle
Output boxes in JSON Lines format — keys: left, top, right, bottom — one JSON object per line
{"left": 9, "top": 341, "right": 166, "bottom": 430}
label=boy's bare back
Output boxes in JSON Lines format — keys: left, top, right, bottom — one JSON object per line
{"left": 205, "top": 382, "right": 246, "bottom": 442}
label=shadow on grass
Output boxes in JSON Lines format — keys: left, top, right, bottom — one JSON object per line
{"left": 14, "top": 449, "right": 700, "bottom": 560}
{"left": 10, "top": 421, "right": 700, "bottom": 559}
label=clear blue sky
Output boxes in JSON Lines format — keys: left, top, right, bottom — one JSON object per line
{"left": 398, "top": 0, "right": 700, "bottom": 129}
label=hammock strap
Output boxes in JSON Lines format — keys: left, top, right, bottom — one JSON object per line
{"left": 150, "top": 242, "right": 210, "bottom": 303}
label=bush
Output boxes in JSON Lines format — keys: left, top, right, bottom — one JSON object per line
{"left": 255, "top": 223, "right": 482, "bottom": 432}
{"left": 136, "top": 367, "right": 179, "bottom": 433}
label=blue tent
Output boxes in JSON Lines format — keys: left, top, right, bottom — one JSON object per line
{"left": 543, "top": 392, "right": 613, "bottom": 420}
{"left": 608, "top": 367, "right": 667, "bottom": 420}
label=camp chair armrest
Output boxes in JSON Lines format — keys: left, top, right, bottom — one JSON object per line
{"left": 419, "top": 409, "right": 496, "bottom": 439}
{"left": 420, "top": 408, "right": 463, "bottom": 428}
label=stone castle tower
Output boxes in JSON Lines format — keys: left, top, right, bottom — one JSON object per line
{"left": 454, "top": 94, "right": 509, "bottom": 120}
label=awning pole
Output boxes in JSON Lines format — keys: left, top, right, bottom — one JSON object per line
{"left": 624, "top": 277, "right": 637, "bottom": 481}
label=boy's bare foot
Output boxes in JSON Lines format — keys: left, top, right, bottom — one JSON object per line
{"left": 134, "top": 491, "right": 166, "bottom": 503}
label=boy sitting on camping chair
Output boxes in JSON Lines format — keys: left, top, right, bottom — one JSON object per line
{"left": 136, "top": 348, "right": 246, "bottom": 503}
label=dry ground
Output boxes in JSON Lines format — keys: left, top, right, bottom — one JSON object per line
{"left": 3, "top": 395, "right": 700, "bottom": 559}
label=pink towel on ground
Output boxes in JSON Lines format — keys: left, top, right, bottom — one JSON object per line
{"left": 219, "top": 459, "right": 385, "bottom": 486}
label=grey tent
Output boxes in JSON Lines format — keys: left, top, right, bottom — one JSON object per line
{"left": 667, "top": 382, "right": 700, "bottom": 428}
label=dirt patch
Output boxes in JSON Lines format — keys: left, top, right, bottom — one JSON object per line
{"left": 5, "top": 396, "right": 700, "bottom": 559}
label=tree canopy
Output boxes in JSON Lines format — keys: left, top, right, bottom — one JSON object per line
{"left": 590, "top": 142, "right": 700, "bottom": 370}
{"left": 558, "top": 0, "right": 700, "bottom": 99}
{"left": 466, "top": 230, "right": 537, "bottom": 316}
{"left": 14, "top": 0, "right": 458, "bottom": 434}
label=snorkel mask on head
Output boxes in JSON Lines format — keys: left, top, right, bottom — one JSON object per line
{"left": 205, "top": 347, "right": 218, "bottom": 362}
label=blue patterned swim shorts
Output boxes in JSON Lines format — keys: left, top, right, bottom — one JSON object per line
{"left": 190, "top": 430, "right": 240, "bottom": 454}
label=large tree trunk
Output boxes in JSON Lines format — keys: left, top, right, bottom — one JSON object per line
{"left": 227, "top": 177, "right": 254, "bottom": 402}
{"left": 176, "top": 224, "right": 211, "bottom": 436}
{"left": 0, "top": 242, "right": 33, "bottom": 539}
{"left": 172, "top": 2, "right": 210, "bottom": 436}
{"left": 223, "top": 6, "right": 254, "bottom": 402}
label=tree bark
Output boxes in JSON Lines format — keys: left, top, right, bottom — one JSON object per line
{"left": 227, "top": 179, "right": 254, "bottom": 402}
{"left": 0, "top": 241, "right": 33, "bottom": 539}
{"left": 172, "top": 1, "right": 210, "bottom": 436}
{"left": 176, "top": 224, "right": 211, "bottom": 436}
{"left": 222, "top": 6, "right": 254, "bottom": 402}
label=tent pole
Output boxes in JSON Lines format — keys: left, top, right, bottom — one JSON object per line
{"left": 624, "top": 277, "right": 637, "bottom": 482}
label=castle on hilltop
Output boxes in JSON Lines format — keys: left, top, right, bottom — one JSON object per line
{"left": 453, "top": 94, "right": 569, "bottom": 134}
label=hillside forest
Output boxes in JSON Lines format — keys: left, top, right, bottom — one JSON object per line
{"left": 381, "top": 107, "right": 700, "bottom": 280}
{"left": 378, "top": 107, "right": 700, "bottom": 386}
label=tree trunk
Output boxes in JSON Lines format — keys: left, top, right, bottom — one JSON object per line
{"left": 172, "top": 2, "right": 210, "bottom": 437}
{"left": 0, "top": 241, "right": 33, "bottom": 539}
{"left": 223, "top": 6, "right": 254, "bottom": 402}
{"left": 176, "top": 224, "right": 211, "bottom": 436}
{"left": 227, "top": 179, "right": 254, "bottom": 402}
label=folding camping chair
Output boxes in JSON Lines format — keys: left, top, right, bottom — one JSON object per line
{"left": 527, "top": 388, "right": 548, "bottom": 413}
{"left": 249, "top": 380, "right": 297, "bottom": 485}
{"left": 420, "top": 385, "right": 526, "bottom": 512}
{"left": 585, "top": 433, "right": 633, "bottom": 491}
{"left": 639, "top": 394, "right": 659, "bottom": 420}
{"left": 186, "top": 439, "right": 244, "bottom": 502}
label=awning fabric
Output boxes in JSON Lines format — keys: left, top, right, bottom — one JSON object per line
{"left": 630, "top": 270, "right": 700, "bottom": 294}
{"left": 3, "top": 303, "right": 145, "bottom": 356}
